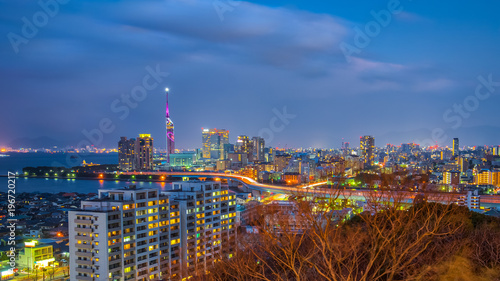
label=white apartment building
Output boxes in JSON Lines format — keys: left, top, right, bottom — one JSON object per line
{"left": 69, "top": 181, "right": 236, "bottom": 281}
{"left": 163, "top": 180, "right": 237, "bottom": 277}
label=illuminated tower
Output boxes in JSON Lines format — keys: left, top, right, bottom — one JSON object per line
{"left": 166, "top": 88, "right": 175, "bottom": 163}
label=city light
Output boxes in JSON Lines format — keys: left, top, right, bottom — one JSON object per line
{"left": 4, "top": 2, "right": 500, "bottom": 280}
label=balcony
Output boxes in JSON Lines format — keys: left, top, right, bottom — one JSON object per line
{"left": 75, "top": 275, "right": 93, "bottom": 281}
{"left": 76, "top": 267, "right": 94, "bottom": 274}
{"left": 74, "top": 219, "right": 92, "bottom": 224}
{"left": 123, "top": 254, "right": 136, "bottom": 262}
{"left": 75, "top": 235, "right": 92, "bottom": 241}
{"left": 108, "top": 217, "right": 121, "bottom": 224}
{"left": 75, "top": 227, "right": 92, "bottom": 233}
{"left": 75, "top": 243, "right": 93, "bottom": 250}
{"left": 77, "top": 259, "right": 93, "bottom": 266}
{"left": 75, "top": 251, "right": 93, "bottom": 258}
{"left": 108, "top": 233, "right": 121, "bottom": 239}
{"left": 108, "top": 225, "right": 121, "bottom": 232}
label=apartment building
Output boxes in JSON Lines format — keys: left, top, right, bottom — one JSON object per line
{"left": 69, "top": 181, "right": 236, "bottom": 281}
{"left": 163, "top": 180, "right": 237, "bottom": 277}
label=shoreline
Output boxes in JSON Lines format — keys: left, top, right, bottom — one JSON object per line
{"left": 0, "top": 174, "right": 175, "bottom": 184}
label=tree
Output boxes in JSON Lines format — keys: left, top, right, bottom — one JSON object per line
{"left": 197, "top": 189, "right": 500, "bottom": 281}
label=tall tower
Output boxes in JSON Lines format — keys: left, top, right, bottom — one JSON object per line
{"left": 166, "top": 88, "right": 175, "bottom": 163}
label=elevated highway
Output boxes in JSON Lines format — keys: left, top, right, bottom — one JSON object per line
{"left": 121, "top": 171, "right": 466, "bottom": 204}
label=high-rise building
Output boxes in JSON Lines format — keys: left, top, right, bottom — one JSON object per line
{"left": 163, "top": 181, "right": 236, "bottom": 276}
{"left": 443, "top": 170, "right": 460, "bottom": 185}
{"left": 493, "top": 170, "right": 500, "bottom": 187}
{"left": 459, "top": 157, "right": 469, "bottom": 174}
{"left": 475, "top": 169, "right": 493, "bottom": 185}
{"left": 493, "top": 146, "right": 500, "bottom": 156}
{"left": 264, "top": 147, "right": 275, "bottom": 162}
{"left": 135, "top": 134, "right": 154, "bottom": 171}
{"left": 69, "top": 182, "right": 236, "bottom": 281}
{"left": 251, "top": 137, "right": 265, "bottom": 162}
{"left": 201, "top": 128, "right": 229, "bottom": 160}
{"left": 360, "top": 136, "right": 375, "bottom": 167}
{"left": 235, "top": 136, "right": 252, "bottom": 155}
{"left": 165, "top": 88, "right": 175, "bottom": 164}
{"left": 69, "top": 187, "right": 171, "bottom": 281}
{"left": 118, "top": 135, "right": 154, "bottom": 171}
{"left": 118, "top": 137, "right": 135, "bottom": 171}
{"left": 453, "top": 138, "right": 459, "bottom": 157}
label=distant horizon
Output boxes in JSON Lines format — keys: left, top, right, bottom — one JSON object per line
{"left": 3, "top": 135, "right": 499, "bottom": 151}
{"left": 2, "top": 1, "right": 500, "bottom": 150}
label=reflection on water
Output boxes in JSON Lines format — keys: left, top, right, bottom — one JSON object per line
{"left": 13, "top": 177, "right": 173, "bottom": 194}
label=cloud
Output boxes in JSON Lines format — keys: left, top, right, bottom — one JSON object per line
{"left": 0, "top": 0, "right": 486, "bottom": 148}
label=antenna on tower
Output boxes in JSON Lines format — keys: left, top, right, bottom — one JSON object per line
{"left": 165, "top": 88, "right": 175, "bottom": 165}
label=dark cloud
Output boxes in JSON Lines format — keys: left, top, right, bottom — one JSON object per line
{"left": 1, "top": 0, "right": 499, "bottom": 148}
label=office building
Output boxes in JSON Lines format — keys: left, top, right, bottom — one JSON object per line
{"left": 493, "top": 146, "right": 500, "bottom": 156}
{"left": 69, "top": 182, "right": 236, "bottom": 281}
{"left": 118, "top": 135, "right": 154, "bottom": 171}
{"left": 169, "top": 152, "right": 196, "bottom": 167}
{"left": 201, "top": 128, "right": 229, "bottom": 160}
{"left": 443, "top": 170, "right": 460, "bottom": 185}
{"left": 222, "top": 143, "right": 234, "bottom": 161}
{"left": 235, "top": 135, "right": 252, "bottom": 156}
{"left": 18, "top": 241, "right": 55, "bottom": 270}
{"left": 118, "top": 137, "right": 135, "bottom": 171}
{"left": 252, "top": 137, "right": 265, "bottom": 162}
{"left": 453, "top": 138, "right": 459, "bottom": 157}
{"left": 264, "top": 147, "right": 275, "bottom": 163}
{"left": 360, "top": 136, "right": 375, "bottom": 167}
{"left": 135, "top": 134, "right": 154, "bottom": 171}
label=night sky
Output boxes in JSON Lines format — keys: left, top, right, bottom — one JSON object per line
{"left": 1, "top": 0, "right": 500, "bottom": 149}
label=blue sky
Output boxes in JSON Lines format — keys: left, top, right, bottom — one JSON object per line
{"left": 1, "top": 0, "right": 500, "bottom": 149}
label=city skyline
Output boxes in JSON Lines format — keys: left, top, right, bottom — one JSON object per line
{"left": 4, "top": 2, "right": 500, "bottom": 281}
{"left": 2, "top": 0, "right": 500, "bottom": 149}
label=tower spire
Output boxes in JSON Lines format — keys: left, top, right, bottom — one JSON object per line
{"left": 165, "top": 88, "right": 175, "bottom": 164}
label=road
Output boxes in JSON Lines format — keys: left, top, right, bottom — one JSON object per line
{"left": 121, "top": 171, "right": 466, "bottom": 203}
